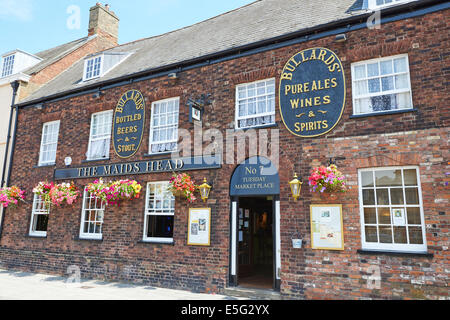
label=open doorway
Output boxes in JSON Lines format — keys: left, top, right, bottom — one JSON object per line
{"left": 237, "top": 196, "right": 274, "bottom": 290}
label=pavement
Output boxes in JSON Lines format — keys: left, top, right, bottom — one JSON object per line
{"left": 0, "top": 268, "right": 243, "bottom": 300}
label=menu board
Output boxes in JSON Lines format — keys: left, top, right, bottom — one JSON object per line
{"left": 187, "top": 208, "right": 211, "bottom": 246}
{"left": 310, "top": 205, "right": 344, "bottom": 250}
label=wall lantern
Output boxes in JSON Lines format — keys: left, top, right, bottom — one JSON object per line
{"left": 198, "top": 178, "right": 212, "bottom": 203}
{"left": 289, "top": 173, "right": 303, "bottom": 201}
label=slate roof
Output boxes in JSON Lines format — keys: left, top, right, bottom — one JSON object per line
{"left": 18, "top": 0, "right": 380, "bottom": 104}
{"left": 24, "top": 36, "right": 95, "bottom": 75}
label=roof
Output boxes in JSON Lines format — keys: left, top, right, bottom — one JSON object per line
{"left": 20, "top": 0, "right": 424, "bottom": 104}
{"left": 23, "top": 36, "right": 96, "bottom": 75}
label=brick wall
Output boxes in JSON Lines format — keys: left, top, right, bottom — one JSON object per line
{"left": 0, "top": 9, "right": 448, "bottom": 299}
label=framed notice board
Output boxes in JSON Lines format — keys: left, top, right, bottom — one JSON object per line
{"left": 187, "top": 208, "right": 211, "bottom": 246}
{"left": 310, "top": 205, "right": 344, "bottom": 250}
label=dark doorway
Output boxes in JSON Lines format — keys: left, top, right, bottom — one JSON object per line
{"left": 237, "top": 197, "right": 274, "bottom": 290}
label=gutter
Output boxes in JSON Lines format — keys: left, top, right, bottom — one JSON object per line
{"left": 15, "top": 0, "right": 450, "bottom": 109}
{"left": 0, "top": 80, "right": 20, "bottom": 240}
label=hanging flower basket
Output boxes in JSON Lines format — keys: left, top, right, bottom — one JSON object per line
{"left": 308, "top": 164, "right": 347, "bottom": 195}
{"left": 33, "top": 181, "right": 80, "bottom": 207}
{"left": 168, "top": 173, "right": 197, "bottom": 203}
{"left": 0, "top": 186, "right": 26, "bottom": 209}
{"left": 86, "top": 179, "right": 142, "bottom": 207}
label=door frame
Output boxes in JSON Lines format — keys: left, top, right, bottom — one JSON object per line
{"left": 229, "top": 195, "right": 280, "bottom": 291}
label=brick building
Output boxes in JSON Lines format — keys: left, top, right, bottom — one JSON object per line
{"left": 0, "top": 0, "right": 448, "bottom": 300}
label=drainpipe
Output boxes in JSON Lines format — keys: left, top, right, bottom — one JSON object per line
{"left": 0, "top": 80, "right": 20, "bottom": 240}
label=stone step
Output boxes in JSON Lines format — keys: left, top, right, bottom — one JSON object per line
{"left": 223, "top": 287, "right": 282, "bottom": 300}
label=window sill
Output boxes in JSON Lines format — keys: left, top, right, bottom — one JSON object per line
{"left": 34, "top": 163, "right": 55, "bottom": 168}
{"left": 82, "top": 158, "right": 110, "bottom": 164}
{"left": 143, "top": 151, "right": 177, "bottom": 158}
{"left": 75, "top": 237, "right": 103, "bottom": 242}
{"left": 138, "top": 240, "right": 175, "bottom": 246}
{"left": 357, "top": 249, "right": 433, "bottom": 258}
{"left": 350, "top": 108, "right": 417, "bottom": 119}
{"left": 234, "top": 123, "right": 278, "bottom": 132}
{"left": 26, "top": 234, "right": 47, "bottom": 239}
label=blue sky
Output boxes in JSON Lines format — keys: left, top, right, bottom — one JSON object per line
{"left": 0, "top": 0, "right": 255, "bottom": 56}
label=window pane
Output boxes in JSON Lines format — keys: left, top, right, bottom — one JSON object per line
{"left": 403, "top": 169, "right": 418, "bottom": 186}
{"left": 365, "top": 226, "right": 378, "bottom": 242}
{"left": 146, "top": 215, "right": 174, "bottom": 238}
{"left": 379, "top": 226, "right": 393, "bottom": 243}
{"left": 407, "top": 207, "right": 421, "bottom": 225}
{"left": 395, "top": 74, "right": 408, "bottom": 89}
{"left": 364, "top": 208, "right": 377, "bottom": 224}
{"left": 354, "top": 65, "right": 366, "bottom": 80}
{"left": 394, "top": 57, "right": 407, "bottom": 73}
{"left": 390, "top": 188, "right": 404, "bottom": 205}
{"left": 367, "top": 63, "right": 379, "bottom": 77}
{"left": 355, "top": 80, "right": 368, "bottom": 96}
{"left": 376, "top": 189, "right": 389, "bottom": 205}
{"left": 371, "top": 94, "right": 395, "bottom": 112}
{"left": 375, "top": 170, "right": 402, "bottom": 187}
{"left": 393, "top": 227, "right": 407, "bottom": 244}
{"left": 408, "top": 227, "right": 423, "bottom": 244}
{"left": 363, "top": 189, "right": 375, "bottom": 205}
{"left": 381, "top": 76, "right": 394, "bottom": 91}
{"left": 380, "top": 60, "right": 393, "bottom": 75}
{"left": 405, "top": 188, "right": 419, "bottom": 205}
{"left": 377, "top": 207, "right": 391, "bottom": 224}
{"left": 34, "top": 215, "right": 49, "bottom": 232}
{"left": 368, "top": 79, "right": 380, "bottom": 93}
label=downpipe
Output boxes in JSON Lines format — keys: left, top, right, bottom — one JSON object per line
{"left": 0, "top": 80, "right": 20, "bottom": 240}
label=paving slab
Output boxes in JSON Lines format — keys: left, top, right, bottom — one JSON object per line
{"left": 0, "top": 269, "right": 244, "bottom": 300}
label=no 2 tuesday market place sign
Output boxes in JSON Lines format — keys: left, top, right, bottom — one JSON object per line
{"left": 279, "top": 48, "right": 346, "bottom": 137}
{"left": 113, "top": 89, "right": 146, "bottom": 158}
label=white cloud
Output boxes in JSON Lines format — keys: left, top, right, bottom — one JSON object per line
{"left": 0, "top": 0, "right": 33, "bottom": 21}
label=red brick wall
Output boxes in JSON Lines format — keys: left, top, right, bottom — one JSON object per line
{"left": 1, "top": 9, "right": 448, "bottom": 299}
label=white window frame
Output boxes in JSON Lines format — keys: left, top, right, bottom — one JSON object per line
{"left": 148, "top": 97, "right": 180, "bottom": 155}
{"left": 79, "top": 190, "right": 106, "bottom": 240}
{"left": 351, "top": 54, "right": 413, "bottom": 116}
{"left": 143, "top": 181, "right": 175, "bottom": 243}
{"left": 83, "top": 55, "right": 103, "bottom": 81}
{"left": 368, "top": 0, "right": 416, "bottom": 10}
{"left": 358, "top": 166, "right": 427, "bottom": 253}
{"left": 38, "top": 120, "right": 60, "bottom": 166}
{"left": 29, "top": 194, "right": 50, "bottom": 237}
{"left": 235, "top": 78, "right": 276, "bottom": 130}
{"left": 1, "top": 54, "right": 15, "bottom": 78}
{"left": 86, "top": 110, "right": 113, "bottom": 161}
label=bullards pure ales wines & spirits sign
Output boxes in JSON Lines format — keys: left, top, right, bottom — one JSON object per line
{"left": 279, "top": 47, "right": 346, "bottom": 138}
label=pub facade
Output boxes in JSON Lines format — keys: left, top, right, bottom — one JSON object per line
{"left": 0, "top": 0, "right": 448, "bottom": 299}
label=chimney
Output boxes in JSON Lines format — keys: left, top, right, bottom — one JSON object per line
{"left": 88, "top": 3, "right": 119, "bottom": 45}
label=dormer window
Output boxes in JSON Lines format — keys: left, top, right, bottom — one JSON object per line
{"left": 84, "top": 56, "right": 103, "bottom": 81}
{"left": 86, "top": 56, "right": 102, "bottom": 80}
{"left": 82, "top": 52, "right": 131, "bottom": 82}
{"left": 1, "top": 54, "right": 15, "bottom": 78}
{"left": 368, "top": 0, "right": 416, "bottom": 10}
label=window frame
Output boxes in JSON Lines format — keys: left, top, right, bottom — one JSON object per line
{"left": 83, "top": 55, "right": 104, "bottom": 81}
{"left": 79, "top": 190, "right": 106, "bottom": 240}
{"left": 29, "top": 194, "right": 50, "bottom": 237}
{"left": 142, "top": 181, "right": 175, "bottom": 244}
{"left": 148, "top": 97, "right": 180, "bottom": 155}
{"left": 86, "top": 110, "right": 113, "bottom": 161}
{"left": 235, "top": 78, "right": 276, "bottom": 130}
{"left": 1, "top": 54, "right": 15, "bottom": 78}
{"left": 358, "top": 166, "right": 427, "bottom": 253}
{"left": 351, "top": 54, "right": 413, "bottom": 116}
{"left": 38, "top": 120, "right": 60, "bottom": 166}
{"left": 368, "top": 0, "right": 416, "bottom": 10}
